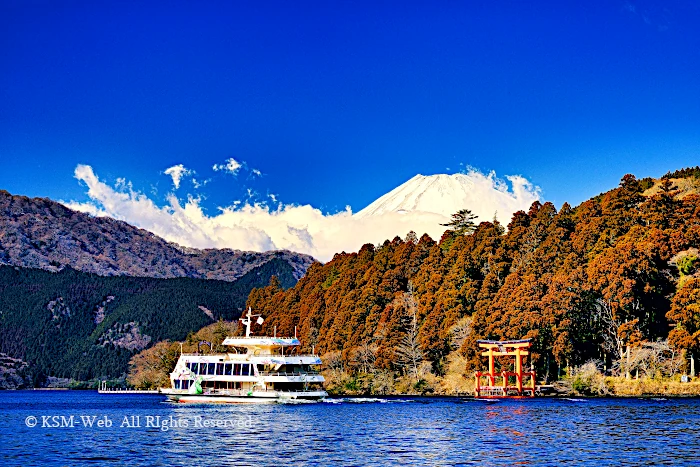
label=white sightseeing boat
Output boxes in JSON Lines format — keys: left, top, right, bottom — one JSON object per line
{"left": 161, "top": 309, "right": 327, "bottom": 403}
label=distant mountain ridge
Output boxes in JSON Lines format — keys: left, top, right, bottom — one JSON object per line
{"left": 0, "top": 190, "right": 316, "bottom": 281}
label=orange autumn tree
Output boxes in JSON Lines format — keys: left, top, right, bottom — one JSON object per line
{"left": 667, "top": 278, "right": 700, "bottom": 361}
{"left": 586, "top": 227, "right": 674, "bottom": 360}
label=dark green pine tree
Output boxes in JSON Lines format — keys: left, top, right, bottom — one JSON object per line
{"left": 440, "top": 209, "right": 478, "bottom": 235}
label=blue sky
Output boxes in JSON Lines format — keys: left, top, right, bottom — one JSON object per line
{"left": 1, "top": 1, "right": 699, "bottom": 220}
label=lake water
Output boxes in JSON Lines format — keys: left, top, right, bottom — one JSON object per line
{"left": 1, "top": 391, "right": 699, "bottom": 466}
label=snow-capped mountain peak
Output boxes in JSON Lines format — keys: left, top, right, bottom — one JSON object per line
{"left": 355, "top": 172, "right": 540, "bottom": 223}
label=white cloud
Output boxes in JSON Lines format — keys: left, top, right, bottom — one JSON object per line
{"left": 192, "top": 178, "right": 210, "bottom": 189}
{"left": 61, "top": 200, "right": 109, "bottom": 218}
{"left": 163, "top": 164, "right": 193, "bottom": 189}
{"left": 212, "top": 157, "right": 242, "bottom": 174}
{"left": 68, "top": 165, "right": 541, "bottom": 262}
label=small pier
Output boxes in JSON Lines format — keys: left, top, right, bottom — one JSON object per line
{"left": 97, "top": 381, "right": 159, "bottom": 394}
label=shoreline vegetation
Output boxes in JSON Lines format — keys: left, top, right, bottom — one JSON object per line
{"left": 321, "top": 371, "right": 700, "bottom": 398}
{"left": 114, "top": 318, "right": 700, "bottom": 398}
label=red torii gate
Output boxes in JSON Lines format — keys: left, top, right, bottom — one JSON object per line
{"left": 474, "top": 339, "right": 536, "bottom": 398}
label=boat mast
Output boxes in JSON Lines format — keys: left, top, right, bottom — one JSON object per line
{"left": 239, "top": 307, "right": 263, "bottom": 337}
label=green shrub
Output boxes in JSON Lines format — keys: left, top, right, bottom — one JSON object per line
{"left": 678, "top": 255, "right": 698, "bottom": 276}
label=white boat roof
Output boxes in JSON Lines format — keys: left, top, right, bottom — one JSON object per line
{"left": 222, "top": 337, "right": 301, "bottom": 347}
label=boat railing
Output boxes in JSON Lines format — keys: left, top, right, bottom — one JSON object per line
{"left": 257, "top": 371, "right": 321, "bottom": 376}
{"left": 178, "top": 352, "right": 320, "bottom": 358}
{"left": 264, "top": 353, "right": 320, "bottom": 358}
{"left": 178, "top": 352, "right": 244, "bottom": 357}
{"left": 250, "top": 352, "right": 320, "bottom": 358}
{"left": 198, "top": 388, "right": 325, "bottom": 396}
{"left": 226, "top": 336, "right": 298, "bottom": 340}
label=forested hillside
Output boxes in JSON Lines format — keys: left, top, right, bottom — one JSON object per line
{"left": 0, "top": 258, "right": 297, "bottom": 385}
{"left": 248, "top": 171, "right": 700, "bottom": 390}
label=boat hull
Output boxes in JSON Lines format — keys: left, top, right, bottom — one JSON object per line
{"left": 162, "top": 389, "right": 327, "bottom": 404}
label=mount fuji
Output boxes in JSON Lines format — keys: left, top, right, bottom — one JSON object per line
{"left": 355, "top": 173, "right": 541, "bottom": 224}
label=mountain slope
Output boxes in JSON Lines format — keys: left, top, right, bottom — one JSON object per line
{"left": 0, "top": 258, "right": 297, "bottom": 383}
{"left": 0, "top": 190, "right": 316, "bottom": 281}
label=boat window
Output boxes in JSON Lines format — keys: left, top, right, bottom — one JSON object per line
{"left": 201, "top": 363, "right": 208, "bottom": 375}
{"left": 207, "top": 363, "right": 215, "bottom": 375}
{"left": 242, "top": 364, "right": 250, "bottom": 376}
{"left": 174, "top": 380, "right": 181, "bottom": 389}
{"left": 182, "top": 380, "right": 190, "bottom": 390}
{"left": 234, "top": 364, "right": 241, "bottom": 375}
{"left": 216, "top": 363, "right": 224, "bottom": 375}
{"left": 224, "top": 364, "right": 232, "bottom": 375}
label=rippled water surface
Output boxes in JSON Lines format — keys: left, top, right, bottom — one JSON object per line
{"left": 2, "top": 391, "right": 699, "bottom": 466}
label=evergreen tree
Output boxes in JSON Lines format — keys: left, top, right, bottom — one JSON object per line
{"left": 440, "top": 209, "right": 478, "bottom": 235}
